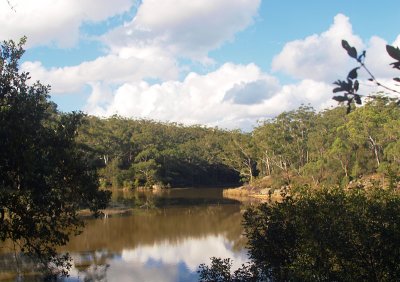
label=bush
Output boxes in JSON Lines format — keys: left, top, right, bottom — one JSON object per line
{"left": 199, "top": 186, "right": 400, "bottom": 281}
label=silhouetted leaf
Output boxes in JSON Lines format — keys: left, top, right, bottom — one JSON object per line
{"left": 386, "top": 45, "right": 400, "bottom": 61}
{"left": 333, "top": 87, "right": 344, "bottom": 93}
{"left": 393, "top": 77, "right": 400, "bottom": 83}
{"left": 354, "top": 80, "right": 359, "bottom": 92}
{"left": 390, "top": 62, "right": 400, "bottom": 70}
{"left": 342, "top": 40, "right": 357, "bottom": 59}
{"left": 347, "top": 68, "right": 359, "bottom": 80}
{"left": 342, "top": 40, "right": 351, "bottom": 51}
{"left": 348, "top": 47, "right": 357, "bottom": 59}
{"left": 333, "top": 96, "right": 348, "bottom": 102}
{"left": 333, "top": 80, "right": 352, "bottom": 93}
{"left": 354, "top": 94, "right": 362, "bottom": 105}
{"left": 347, "top": 79, "right": 353, "bottom": 91}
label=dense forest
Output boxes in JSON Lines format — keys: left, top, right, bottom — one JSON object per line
{"left": 77, "top": 97, "right": 400, "bottom": 190}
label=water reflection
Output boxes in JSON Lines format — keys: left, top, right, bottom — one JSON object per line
{"left": 0, "top": 188, "right": 248, "bottom": 281}
{"left": 67, "top": 235, "right": 247, "bottom": 282}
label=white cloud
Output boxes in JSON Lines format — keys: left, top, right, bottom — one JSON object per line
{"left": 103, "top": 0, "right": 261, "bottom": 62}
{"left": 393, "top": 35, "right": 400, "bottom": 48}
{"left": 363, "top": 36, "right": 400, "bottom": 80}
{"left": 272, "top": 14, "right": 363, "bottom": 82}
{"left": 84, "top": 63, "right": 334, "bottom": 130}
{"left": 86, "top": 63, "right": 277, "bottom": 127}
{"left": 0, "top": 0, "right": 133, "bottom": 47}
{"left": 271, "top": 12, "right": 400, "bottom": 103}
{"left": 21, "top": 53, "right": 178, "bottom": 93}
{"left": 13, "top": 5, "right": 399, "bottom": 130}
{"left": 224, "top": 79, "right": 279, "bottom": 105}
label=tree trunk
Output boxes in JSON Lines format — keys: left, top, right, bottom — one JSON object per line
{"left": 368, "top": 136, "right": 380, "bottom": 167}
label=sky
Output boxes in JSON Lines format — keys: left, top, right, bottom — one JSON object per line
{"left": 1, "top": 0, "right": 399, "bottom": 130}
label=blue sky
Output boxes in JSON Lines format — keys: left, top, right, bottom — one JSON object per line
{"left": 1, "top": 0, "right": 399, "bottom": 130}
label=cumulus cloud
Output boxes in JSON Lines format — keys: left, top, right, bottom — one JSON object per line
{"left": 0, "top": 0, "right": 133, "bottom": 47}
{"left": 272, "top": 14, "right": 363, "bottom": 82}
{"left": 224, "top": 79, "right": 280, "bottom": 105}
{"left": 84, "top": 63, "right": 334, "bottom": 130}
{"left": 103, "top": 0, "right": 261, "bottom": 62}
{"left": 271, "top": 12, "right": 400, "bottom": 104}
{"left": 16, "top": 0, "right": 262, "bottom": 115}
{"left": 11, "top": 4, "right": 399, "bottom": 130}
{"left": 21, "top": 53, "right": 178, "bottom": 93}
{"left": 86, "top": 63, "right": 269, "bottom": 123}
{"left": 393, "top": 35, "right": 400, "bottom": 48}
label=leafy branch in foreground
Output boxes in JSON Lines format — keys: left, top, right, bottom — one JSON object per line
{"left": 0, "top": 38, "right": 110, "bottom": 277}
{"left": 333, "top": 39, "right": 400, "bottom": 113}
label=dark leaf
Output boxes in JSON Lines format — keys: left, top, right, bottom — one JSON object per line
{"left": 390, "top": 62, "right": 400, "bottom": 70}
{"left": 348, "top": 47, "right": 357, "bottom": 59}
{"left": 333, "top": 96, "right": 348, "bottom": 102}
{"left": 333, "top": 87, "right": 344, "bottom": 93}
{"left": 354, "top": 80, "right": 359, "bottom": 92}
{"left": 347, "top": 79, "right": 353, "bottom": 92}
{"left": 354, "top": 94, "right": 362, "bottom": 105}
{"left": 333, "top": 80, "right": 352, "bottom": 93}
{"left": 342, "top": 40, "right": 351, "bottom": 52}
{"left": 342, "top": 40, "right": 358, "bottom": 59}
{"left": 347, "top": 67, "right": 359, "bottom": 80}
{"left": 394, "top": 77, "right": 400, "bottom": 83}
{"left": 386, "top": 45, "right": 400, "bottom": 61}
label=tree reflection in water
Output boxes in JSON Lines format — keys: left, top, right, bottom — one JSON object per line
{"left": 0, "top": 188, "right": 248, "bottom": 281}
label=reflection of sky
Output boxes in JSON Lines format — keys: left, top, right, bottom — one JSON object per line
{"left": 67, "top": 235, "right": 247, "bottom": 282}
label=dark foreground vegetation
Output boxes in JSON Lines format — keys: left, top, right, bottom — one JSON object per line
{"left": 0, "top": 38, "right": 110, "bottom": 276}
{"left": 199, "top": 186, "right": 400, "bottom": 281}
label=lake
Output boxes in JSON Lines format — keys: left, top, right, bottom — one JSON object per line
{"left": 0, "top": 188, "right": 249, "bottom": 281}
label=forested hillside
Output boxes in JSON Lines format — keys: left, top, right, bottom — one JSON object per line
{"left": 77, "top": 97, "right": 400, "bottom": 189}
{"left": 77, "top": 117, "right": 241, "bottom": 188}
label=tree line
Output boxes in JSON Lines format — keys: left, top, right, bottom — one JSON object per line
{"left": 77, "top": 97, "right": 400, "bottom": 190}
{"left": 76, "top": 117, "right": 240, "bottom": 188}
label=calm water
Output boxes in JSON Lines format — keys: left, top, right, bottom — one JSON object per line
{"left": 0, "top": 188, "right": 249, "bottom": 281}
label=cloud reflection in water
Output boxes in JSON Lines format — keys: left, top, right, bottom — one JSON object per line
{"left": 69, "top": 234, "right": 247, "bottom": 282}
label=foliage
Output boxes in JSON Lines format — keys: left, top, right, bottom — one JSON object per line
{"left": 0, "top": 38, "right": 110, "bottom": 275}
{"left": 254, "top": 100, "right": 399, "bottom": 188}
{"left": 253, "top": 105, "right": 315, "bottom": 186}
{"left": 198, "top": 257, "right": 262, "bottom": 282}
{"left": 75, "top": 97, "right": 400, "bottom": 191}
{"left": 77, "top": 117, "right": 241, "bottom": 188}
{"left": 333, "top": 40, "right": 400, "bottom": 113}
{"left": 199, "top": 186, "right": 400, "bottom": 281}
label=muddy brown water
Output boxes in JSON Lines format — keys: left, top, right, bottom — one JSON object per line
{"left": 0, "top": 188, "right": 249, "bottom": 282}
